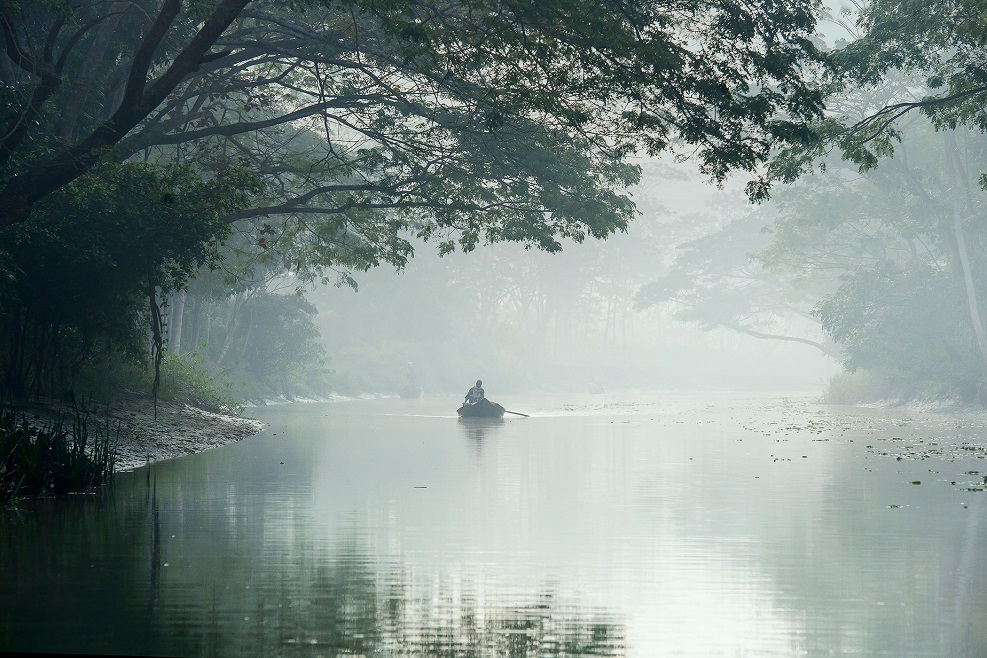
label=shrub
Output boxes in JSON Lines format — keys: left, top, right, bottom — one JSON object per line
{"left": 157, "top": 351, "right": 241, "bottom": 414}
{"left": 823, "top": 369, "right": 885, "bottom": 405}
{"left": 1, "top": 404, "right": 115, "bottom": 501}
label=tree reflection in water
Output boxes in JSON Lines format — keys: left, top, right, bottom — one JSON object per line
{"left": 226, "top": 536, "right": 625, "bottom": 656}
{"left": 0, "top": 474, "right": 626, "bottom": 657}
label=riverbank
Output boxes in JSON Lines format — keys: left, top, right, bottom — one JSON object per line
{"left": 9, "top": 392, "right": 265, "bottom": 472}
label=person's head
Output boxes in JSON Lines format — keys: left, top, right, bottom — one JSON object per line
{"left": 476, "top": 380, "right": 482, "bottom": 387}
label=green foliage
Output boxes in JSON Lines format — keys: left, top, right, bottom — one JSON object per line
{"left": 823, "top": 369, "right": 885, "bottom": 405}
{"left": 70, "top": 349, "right": 240, "bottom": 413}
{"left": 753, "top": 102, "right": 987, "bottom": 404}
{"left": 0, "top": 0, "right": 831, "bottom": 405}
{"left": 157, "top": 352, "right": 241, "bottom": 414}
{"left": 71, "top": 352, "right": 154, "bottom": 401}
{"left": 204, "top": 291, "right": 330, "bottom": 400}
{"left": 650, "top": 108, "right": 987, "bottom": 405}
{"left": 797, "top": 1, "right": 987, "bottom": 174}
{"left": 0, "top": 161, "right": 260, "bottom": 398}
{"left": 1, "top": 0, "right": 826, "bottom": 258}
{"left": 645, "top": 1, "right": 987, "bottom": 405}
{"left": 634, "top": 196, "right": 838, "bottom": 357}
{"left": 816, "top": 260, "right": 985, "bottom": 402}
{"left": 0, "top": 405, "right": 115, "bottom": 501}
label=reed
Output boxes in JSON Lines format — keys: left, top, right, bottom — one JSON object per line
{"left": 1, "top": 400, "right": 116, "bottom": 501}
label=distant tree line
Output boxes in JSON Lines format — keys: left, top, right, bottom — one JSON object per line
{"left": 640, "top": 0, "right": 987, "bottom": 405}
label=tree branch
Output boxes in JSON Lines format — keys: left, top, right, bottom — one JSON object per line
{"left": 140, "top": 0, "right": 252, "bottom": 113}
{"left": 727, "top": 324, "right": 839, "bottom": 356}
{"left": 120, "top": 97, "right": 383, "bottom": 153}
{"left": 119, "top": 0, "right": 182, "bottom": 115}
{"left": 850, "top": 85, "right": 987, "bottom": 144}
{"left": 0, "top": 0, "right": 253, "bottom": 231}
{"left": 1, "top": 15, "right": 43, "bottom": 75}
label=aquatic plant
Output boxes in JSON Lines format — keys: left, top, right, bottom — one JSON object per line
{"left": 0, "top": 403, "right": 115, "bottom": 501}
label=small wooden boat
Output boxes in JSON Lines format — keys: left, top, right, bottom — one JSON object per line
{"left": 456, "top": 398, "right": 506, "bottom": 418}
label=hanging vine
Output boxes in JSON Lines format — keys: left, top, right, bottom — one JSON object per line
{"left": 148, "top": 284, "right": 164, "bottom": 420}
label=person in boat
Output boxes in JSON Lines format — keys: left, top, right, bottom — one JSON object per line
{"left": 464, "top": 380, "right": 485, "bottom": 405}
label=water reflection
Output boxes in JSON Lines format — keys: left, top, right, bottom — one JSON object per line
{"left": 4, "top": 394, "right": 987, "bottom": 657}
{"left": 0, "top": 473, "right": 625, "bottom": 657}
{"left": 269, "top": 548, "right": 625, "bottom": 657}
{"left": 0, "top": 480, "right": 167, "bottom": 656}
{"left": 458, "top": 416, "right": 505, "bottom": 454}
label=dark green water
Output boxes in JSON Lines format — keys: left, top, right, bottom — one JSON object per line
{"left": 2, "top": 393, "right": 987, "bottom": 656}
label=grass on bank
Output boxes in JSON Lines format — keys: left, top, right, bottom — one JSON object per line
{"left": 157, "top": 351, "right": 242, "bottom": 413}
{"left": 823, "top": 369, "right": 884, "bottom": 405}
{"left": 823, "top": 367, "right": 987, "bottom": 407}
{"left": 78, "top": 350, "right": 242, "bottom": 414}
{"left": 1, "top": 403, "right": 116, "bottom": 502}
{"left": 2, "top": 351, "right": 242, "bottom": 502}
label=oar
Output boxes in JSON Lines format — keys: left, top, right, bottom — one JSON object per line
{"left": 504, "top": 409, "right": 529, "bottom": 417}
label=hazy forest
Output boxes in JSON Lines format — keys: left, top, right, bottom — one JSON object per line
{"left": 3, "top": 0, "right": 987, "bottom": 407}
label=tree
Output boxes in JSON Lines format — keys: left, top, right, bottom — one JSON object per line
{"left": 634, "top": 199, "right": 840, "bottom": 358}
{"left": 1, "top": 0, "right": 825, "bottom": 267}
{"left": 816, "top": 260, "right": 980, "bottom": 399}
{"left": 830, "top": 0, "right": 987, "bottom": 144}
{"left": 0, "top": 162, "right": 259, "bottom": 397}
{"left": 764, "top": 2, "right": 987, "bottom": 399}
{"left": 764, "top": 110, "right": 987, "bottom": 401}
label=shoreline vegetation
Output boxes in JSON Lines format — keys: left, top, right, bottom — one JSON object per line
{"left": 1, "top": 403, "right": 113, "bottom": 500}
{"left": 4, "top": 378, "right": 981, "bottom": 503}
{"left": 822, "top": 369, "right": 987, "bottom": 413}
{"left": 2, "top": 392, "right": 264, "bottom": 502}
{"left": 1, "top": 348, "right": 277, "bottom": 501}
{"left": 0, "top": 382, "right": 420, "bottom": 502}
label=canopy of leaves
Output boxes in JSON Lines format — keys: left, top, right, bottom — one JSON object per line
{"left": 0, "top": 161, "right": 259, "bottom": 395}
{"left": 0, "top": 0, "right": 826, "bottom": 276}
{"left": 634, "top": 198, "right": 838, "bottom": 355}
{"left": 795, "top": 1, "right": 987, "bottom": 173}
{"left": 220, "top": 291, "right": 329, "bottom": 398}
{"left": 762, "top": 118, "right": 987, "bottom": 402}
{"left": 816, "top": 260, "right": 984, "bottom": 399}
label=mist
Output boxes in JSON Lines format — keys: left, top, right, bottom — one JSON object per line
{"left": 308, "top": 158, "right": 838, "bottom": 398}
{"left": 11, "top": 2, "right": 987, "bottom": 657}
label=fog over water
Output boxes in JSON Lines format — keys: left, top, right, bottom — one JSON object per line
{"left": 9, "top": 2, "right": 987, "bottom": 656}
{"left": 310, "top": 158, "right": 838, "bottom": 398}
{"left": 5, "top": 394, "right": 987, "bottom": 657}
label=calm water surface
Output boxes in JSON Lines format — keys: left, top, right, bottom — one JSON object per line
{"left": 3, "top": 392, "right": 987, "bottom": 656}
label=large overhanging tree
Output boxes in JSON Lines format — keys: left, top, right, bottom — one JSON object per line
{"left": 1, "top": 0, "right": 825, "bottom": 276}
{"left": 757, "top": 0, "right": 987, "bottom": 396}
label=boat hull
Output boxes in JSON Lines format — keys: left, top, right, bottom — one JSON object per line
{"left": 456, "top": 398, "right": 505, "bottom": 418}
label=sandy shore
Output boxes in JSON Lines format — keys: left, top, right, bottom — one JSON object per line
{"left": 12, "top": 392, "right": 266, "bottom": 472}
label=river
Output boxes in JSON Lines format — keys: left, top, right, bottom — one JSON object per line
{"left": 2, "top": 392, "right": 987, "bottom": 656}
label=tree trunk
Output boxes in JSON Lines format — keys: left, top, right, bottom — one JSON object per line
{"left": 187, "top": 294, "right": 202, "bottom": 352}
{"left": 169, "top": 290, "right": 187, "bottom": 355}
{"left": 944, "top": 131, "right": 987, "bottom": 370}
{"left": 216, "top": 294, "right": 246, "bottom": 366}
